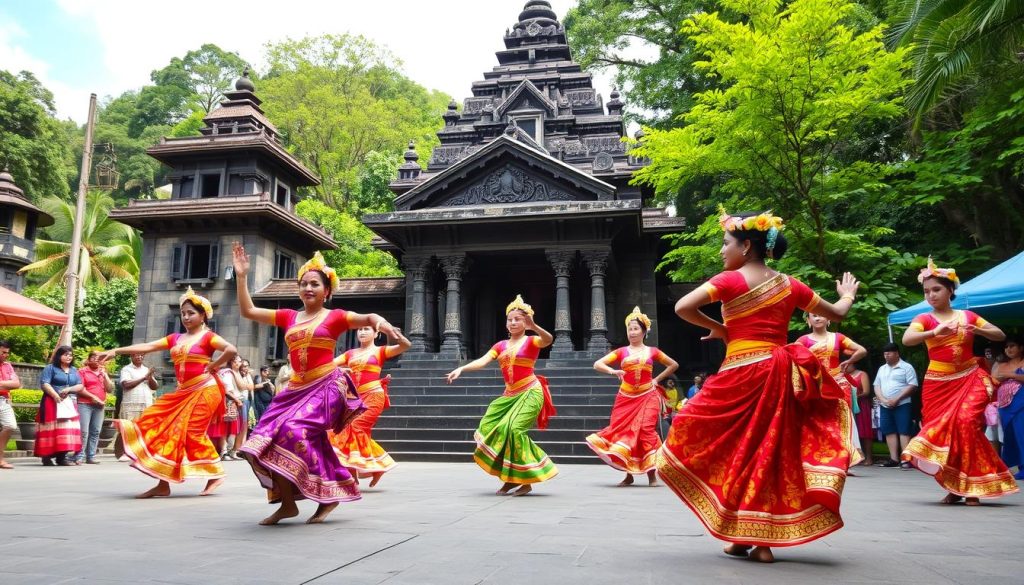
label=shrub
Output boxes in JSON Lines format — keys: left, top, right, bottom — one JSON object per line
{"left": 9, "top": 389, "right": 42, "bottom": 422}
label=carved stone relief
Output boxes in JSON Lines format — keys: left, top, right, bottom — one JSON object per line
{"left": 443, "top": 166, "right": 575, "bottom": 206}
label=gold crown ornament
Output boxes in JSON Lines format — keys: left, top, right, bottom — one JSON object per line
{"left": 505, "top": 294, "right": 534, "bottom": 317}
{"left": 298, "top": 251, "right": 339, "bottom": 292}
{"left": 179, "top": 286, "right": 214, "bottom": 319}
{"left": 624, "top": 306, "right": 652, "bottom": 330}
{"left": 917, "top": 257, "right": 960, "bottom": 288}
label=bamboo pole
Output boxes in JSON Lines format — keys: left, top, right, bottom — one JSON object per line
{"left": 58, "top": 93, "right": 97, "bottom": 347}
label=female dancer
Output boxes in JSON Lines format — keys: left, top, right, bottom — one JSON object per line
{"left": 848, "top": 364, "right": 874, "bottom": 466}
{"left": 100, "top": 288, "right": 236, "bottom": 497}
{"left": 659, "top": 208, "right": 859, "bottom": 563}
{"left": 446, "top": 295, "right": 557, "bottom": 496}
{"left": 902, "top": 258, "right": 1018, "bottom": 503}
{"left": 233, "top": 244, "right": 397, "bottom": 525}
{"left": 330, "top": 325, "right": 410, "bottom": 487}
{"left": 797, "top": 313, "right": 868, "bottom": 464}
{"left": 587, "top": 306, "right": 678, "bottom": 486}
{"left": 994, "top": 336, "right": 1024, "bottom": 480}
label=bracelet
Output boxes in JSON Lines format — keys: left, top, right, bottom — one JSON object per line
{"left": 840, "top": 294, "right": 855, "bottom": 302}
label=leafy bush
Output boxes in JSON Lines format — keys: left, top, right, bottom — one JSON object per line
{"left": 9, "top": 389, "right": 42, "bottom": 422}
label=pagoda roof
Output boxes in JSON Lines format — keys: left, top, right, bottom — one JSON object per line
{"left": 0, "top": 170, "right": 54, "bottom": 227}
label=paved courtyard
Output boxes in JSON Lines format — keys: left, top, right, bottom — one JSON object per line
{"left": 1, "top": 456, "right": 1021, "bottom": 585}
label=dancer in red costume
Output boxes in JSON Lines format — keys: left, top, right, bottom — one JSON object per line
{"left": 587, "top": 306, "right": 678, "bottom": 486}
{"left": 658, "top": 208, "right": 859, "bottom": 563}
{"left": 902, "top": 258, "right": 1018, "bottom": 504}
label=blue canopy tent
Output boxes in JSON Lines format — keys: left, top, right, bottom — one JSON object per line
{"left": 887, "top": 251, "right": 1024, "bottom": 340}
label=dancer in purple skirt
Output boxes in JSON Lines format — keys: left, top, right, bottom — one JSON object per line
{"left": 232, "top": 244, "right": 399, "bottom": 525}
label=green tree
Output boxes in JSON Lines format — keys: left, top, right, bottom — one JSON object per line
{"left": 295, "top": 199, "right": 401, "bottom": 277}
{"left": 19, "top": 190, "right": 141, "bottom": 287}
{"left": 261, "top": 34, "right": 447, "bottom": 209}
{"left": 0, "top": 70, "right": 75, "bottom": 201}
{"left": 890, "top": 0, "right": 1024, "bottom": 123}
{"left": 633, "top": 0, "right": 913, "bottom": 346}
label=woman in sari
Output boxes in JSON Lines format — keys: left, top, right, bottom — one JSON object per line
{"left": 330, "top": 325, "right": 410, "bottom": 487}
{"left": 588, "top": 306, "right": 678, "bottom": 486}
{"left": 994, "top": 336, "right": 1024, "bottom": 480}
{"left": 901, "top": 259, "right": 1018, "bottom": 503}
{"left": 659, "top": 208, "right": 859, "bottom": 563}
{"left": 797, "top": 313, "right": 868, "bottom": 465}
{"left": 36, "top": 345, "right": 84, "bottom": 466}
{"left": 446, "top": 295, "right": 557, "bottom": 496}
{"left": 848, "top": 365, "right": 875, "bottom": 466}
{"left": 99, "top": 287, "right": 237, "bottom": 497}
{"left": 233, "top": 244, "right": 397, "bottom": 525}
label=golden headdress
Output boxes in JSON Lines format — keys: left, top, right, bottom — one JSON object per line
{"left": 624, "top": 306, "right": 652, "bottom": 331}
{"left": 505, "top": 294, "right": 534, "bottom": 317}
{"left": 918, "top": 256, "right": 960, "bottom": 288}
{"left": 298, "top": 251, "right": 339, "bottom": 292}
{"left": 717, "top": 204, "right": 785, "bottom": 233}
{"left": 179, "top": 286, "right": 213, "bottom": 319}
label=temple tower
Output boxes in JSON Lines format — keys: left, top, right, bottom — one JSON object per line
{"left": 0, "top": 170, "right": 53, "bottom": 292}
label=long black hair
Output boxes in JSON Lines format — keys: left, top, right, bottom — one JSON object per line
{"left": 728, "top": 212, "right": 789, "bottom": 261}
{"left": 51, "top": 345, "right": 73, "bottom": 367}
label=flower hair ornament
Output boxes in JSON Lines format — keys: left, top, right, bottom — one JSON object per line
{"left": 505, "top": 294, "right": 535, "bottom": 317}
{"left": 624, "top": 306, "right": 652, "bottom": 331}
{"left": 179, "top": 286, "right": 214, "bottom": 319}
{"left": 917, "top": 256, "right": 960, "bottom": 288}
{"left": 717, "top": 205, "right": 785, "bottom": 258}
{"left": 298, "top": 251, "right": 340, "bottom": 292}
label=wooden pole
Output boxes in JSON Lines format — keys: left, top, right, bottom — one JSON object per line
{"left": 59, "top": 93, "right": 97, "bottom": 347}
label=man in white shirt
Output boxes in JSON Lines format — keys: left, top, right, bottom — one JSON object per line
{"left": 874, "top": 342, "right": 919, "bottom": 468}
{"left": 115, "top": 353, "right": 158, "bottom": 461}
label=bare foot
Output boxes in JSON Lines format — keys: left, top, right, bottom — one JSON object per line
{"left": 965, "top": 497, "right": 981, "bottom": 506}
{"left": 511, "top": 484, "right": 532, "bottom": 497}
{"left": 136, "top": 482, "right": 171, "bottom": 499}
{"left": 496, "top": 482, "right": 517, "bottom": 496}
{"left": 307, "top": 502, "right": 339, "bottom": 524}
{"left": 617, "top": 474, "right": 634, "bottom": 487}
{"left": 199, "top": 478, "right": 224, "bottom": 496}
{"left": 368, "top": 472, "right": 383, "bottom": 488}
{"left": 750, "top": 546, "right": 774, "bottom": 563}
{"left": 940, "top": 493, "right": 964, "bottom": 505}
{"left": 260, "top": 502, "right": 300, "bottom": 525}
{"left": 723, "top": 543, "right": 751, "bottom": 557}
{"left": 647, "top": 471, "right": 658, "bottom": 487}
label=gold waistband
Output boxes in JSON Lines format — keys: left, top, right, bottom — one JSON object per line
{"left": 620, "top": 381, "right": 655, "bottom": 396}
{"left": 356, "top": 379, "right": 384, "bottom": 394}
{"left": 504, "top": 375, "right": 540, "bottom": 396}
{"left": 179, "top": 373, "right": 216, "bottom": 393}
{"left": 288, "top": 361, "right": 337, "bottom": 389}
{"left": 720, "top": 340, "right": 779, "bottom": 371}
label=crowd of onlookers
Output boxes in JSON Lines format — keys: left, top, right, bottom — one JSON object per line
{"left": 0, "top": 339, "right": 291, "bottom": 469}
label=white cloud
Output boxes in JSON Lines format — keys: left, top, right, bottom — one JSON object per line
{"left": 49, "top": 0, "right": 625, "bottom": 125}
{"left": 0, "top": 18, "right": 92, "bottom": 121}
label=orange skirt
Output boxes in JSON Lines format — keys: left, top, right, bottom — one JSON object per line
{"left": 657, "top": 344, "right": 852, "bottom": 547}
{"left": 330, "top": 390, "right": 396, "bottom": 476}
{"left": 116, "top": 375, "right": 225, "bottom": 483}
{"left": 586, "top": 388, "right": 662, "bottom": 473}
{"left": 903, "top": 367, "right": 1018, "bottom": 498}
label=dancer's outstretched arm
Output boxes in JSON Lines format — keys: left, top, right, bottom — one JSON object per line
{"left": 446, "top": 353, "right": 495, "bottom": 384}
{"left": 233, "top": 242, "right": 275, "bottom": 325}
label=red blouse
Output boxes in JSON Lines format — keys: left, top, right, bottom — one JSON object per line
{"left": 162, "top": 331, "right": 224, "bottom": 384}
{"left": 488, "top": 336, "right": 542, "bottom": 390}
{"left": 797, "top": 333, "right": 853, "bottom": 374}
{"left": 701, "top": 271, "right": 821, "bottom": 370}
{"left": 909, "top": 310, "right": 989, "bottom": 378}
{"left": 274, "top": 309, "right": 351, "bottom": 386}
{"left": 336, "top": 345, "right": 388, "bottom": 394}
{"left": 600, "top": 346, "right": 671, "bottom": 396}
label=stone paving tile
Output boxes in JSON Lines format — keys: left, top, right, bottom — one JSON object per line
{"left": 1, "top": 457, "right": 1020, "bottom": 584}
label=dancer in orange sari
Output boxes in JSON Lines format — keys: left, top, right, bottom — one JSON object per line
{"left": 658, "top": 208, "right": 859, "bottom": 563}
{"left": 901, "top": 258, "right": 1018, "bottom": 504}
{"left": 588, "top": 306, "right": 678, "bottom": 486}
{"left": 100, "top": 287, "right": 237, "bottom": 498}
{"left": 330, "top": 325, "right": 410, "bottom": 487}
{"left": 797, "top": 313, "right": 868, "bottom": 465}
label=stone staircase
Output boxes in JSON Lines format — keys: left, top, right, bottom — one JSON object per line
{"left": 376, "top": 357, "right": 627, "bottom": 464}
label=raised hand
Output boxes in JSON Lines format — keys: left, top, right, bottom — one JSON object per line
{"left": 445, "top": 367, "right": 463, "bottom": 384}
{"left": 701, "top": 323, "right": 729, "bottom": 343}
{"left": 97, "top": 350, "right": 117, "bottom": 363}
{"left": 612, "top": 369, "right": 627, "bottom": 381}
{"left": 835, "top": 272, "right": 860, "bottom": 299}
{"left": 232, "top": 241, "right": 250, "bottom": 277}
{"left": 522, "top": 312, "right": 537, "bottom": 331}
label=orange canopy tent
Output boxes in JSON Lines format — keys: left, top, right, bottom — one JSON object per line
{"left": 0, "top": 285, "right": 68, "bottom": 326}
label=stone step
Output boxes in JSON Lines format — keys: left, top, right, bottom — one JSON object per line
{"left": 388, "top": 393, "right": 617, "bottom": 406}
{"left": 372, "top": 427, "right": 617, "bottom": 443}
{"left": 383, "top": 403, "right": 615, "bottom": 417}
{"left": 386, "top": 385, "right": 618, "bottom": 396}
{"left": 375, "top": 414, "right": 613, "bottom": 430}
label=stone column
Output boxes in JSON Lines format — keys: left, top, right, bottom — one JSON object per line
{"left": 546, "top": 250, "right": 576, "bottom": 355}
{"left": 424, "top": 272, "right": 437, "bottom": 352}
{"left": 583, "top": 250, "right": 611, "bottom": 352}
{"left": 402, "top": 256, "right": 430, "bottom": 352}
{"left": 439, "top": 254, "right": 467, "bottom": 357}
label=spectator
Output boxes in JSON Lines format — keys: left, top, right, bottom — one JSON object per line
{"left": 210, "top": 356, "right": 244, "bottom": 460}
{"left": 36, "top": 345, "right": 83, "bottom": 466}
{"left": 874, "top": 342, "right": 919, "bottom": 468}
{"left": 232, "top": 359, "right": 255, "bottom": 453}
{"left": 984, "top": 345, "right": 1004, "bottom": 453}
{"left": 0, "top": 340, "right": 21, "bottom": 469}
{"left": 687, "top": 373, "right": 706, "bottom": 400}
{"left": 848, "top": 364, "right": 874, "bottom": 466}
{"left": 115, "top": 353, "right": 159, "bottom": 461}
{"left": 275, "top": 361, "right": 293, "bottom": 393}
{"left": 72, "top": 351, "right": 114, "bottom": 464}
{"left": 253, "top": 365, "right": 275, "bottom": 423}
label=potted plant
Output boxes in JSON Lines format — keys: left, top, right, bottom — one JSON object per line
{"left": 10, "top": 389, "right": 42, "bottom": 450}
{"left": 97, "top": 394, "right": 118, "bottom": 451}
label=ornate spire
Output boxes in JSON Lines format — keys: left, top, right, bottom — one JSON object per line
{"left": 443, "top": 99, "right": 459, "bottom": 127}
{"left": 235, "top": 67, "right": 255, "bottom": 92}
{"left": 398, "top": 141, "right": 421, "bottom": 180}
{"left": 607, "top": 87, "right": 624, "bottom": 115}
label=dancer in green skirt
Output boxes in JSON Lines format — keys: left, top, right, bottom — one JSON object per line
{"left": 446, "top": 295, "right": 558, "bottom": 495}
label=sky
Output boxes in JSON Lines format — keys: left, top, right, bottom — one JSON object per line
{"left": 0, "top": 0, "right": 628, "bottom": 124}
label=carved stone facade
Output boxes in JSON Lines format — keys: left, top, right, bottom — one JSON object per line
{"left": 443, "top": 166, "right": 574, "bottom": 206}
